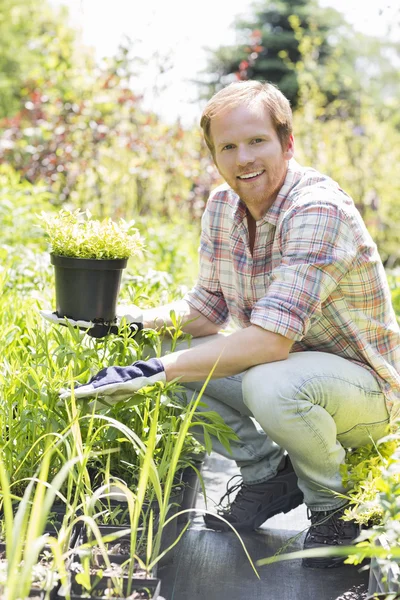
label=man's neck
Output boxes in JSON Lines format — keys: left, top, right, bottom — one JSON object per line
{"left": 245, "top": 195, "right": 275, "bottom": 221}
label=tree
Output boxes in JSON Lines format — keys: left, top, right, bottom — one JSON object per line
{"left": 199, "top": 0, "right": 364, "bottom": 109}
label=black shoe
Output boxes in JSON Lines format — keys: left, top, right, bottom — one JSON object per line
{"left": 302, "top": 505, "right": 360, "bottom": 569}
{"left": 203, "top": 455, "right": 304, "bottom": 532}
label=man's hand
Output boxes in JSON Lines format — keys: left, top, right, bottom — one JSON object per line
{"left": 40, "top": 304, "right": 143, "bottom": 339}
{"left": 59, "top": 358, "right": 166, "bottom": 402}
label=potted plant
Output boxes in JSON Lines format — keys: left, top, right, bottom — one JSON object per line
{"left": 65, "top": 512, "right": 162, "bottom": 600}
{"left": 77, "top": 383, "right": 192, "bottom": 572}
{"left": 40, "top": 209, "right": 143, "bottom": 323}
{"left": 80, "top": 482, "right": 185, "bottom": 571}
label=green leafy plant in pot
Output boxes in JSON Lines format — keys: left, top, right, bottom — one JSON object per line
{"left": 41, "top": 209, "right": 144, "bottom": 324}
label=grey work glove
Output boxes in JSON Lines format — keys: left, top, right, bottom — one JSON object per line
{"left": 59, "top": 358, "right": 166, "bottom": 403}
{"left": 40, "top": 305, "right": 143, "bottom": 339}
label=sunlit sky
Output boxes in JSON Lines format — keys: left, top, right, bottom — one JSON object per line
{"left": 52, "top": 0, "right": 399, "bottom": 126}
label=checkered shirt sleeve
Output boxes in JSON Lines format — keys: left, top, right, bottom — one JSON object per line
{"left": 251, "top": 197, "right": 358, "bottom": 340}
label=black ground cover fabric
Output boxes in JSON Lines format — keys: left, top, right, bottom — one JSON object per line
{"left": 159, "top": 453, "right": 369, "bottom": 600}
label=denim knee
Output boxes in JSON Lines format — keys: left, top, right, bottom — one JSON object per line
{"left": 242, "top": 362, "right": 315, "bottom": 438}
{"left": 242, "top": 366, "right": 282, "bottom": 422}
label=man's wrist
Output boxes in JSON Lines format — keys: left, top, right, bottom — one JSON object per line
{"left": 159, "top": 353, "right": 179, "bottom": 383}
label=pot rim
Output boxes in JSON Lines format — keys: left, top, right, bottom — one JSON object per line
{"left": 50, "top": 253, "right": 128, "bottom": 270}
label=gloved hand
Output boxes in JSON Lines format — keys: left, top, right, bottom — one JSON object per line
{"left": 40, "top": 304, "right": 143, "bottom": 339}
{"left": 59, "top": 358, "right": 166, "bottom": 402}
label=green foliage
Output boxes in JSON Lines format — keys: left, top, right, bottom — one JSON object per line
{"left": 0, "top": 168, "right": 234, "bottom": 517}
{"left": 342, "top": 440, "right": 400, "bottom": 570}
{"left": 40, "top": 208, "right": 144, "bottom": 260}
{"left": 387, "top": 274, "right": 400, "bottom": 327}
{"left": 0, "top": 169, "right": 245, "bottom": 588}
{"left": 0, "top": 164, "right": 54, "bottom": 248}
{"left": 288, "top": 19, "right": 400, "bottom": 267}
{"left": 0, "top": 0, "right": 78, "bottom": 119}
{"left": 340, "top": 441, "right": 398, "bottom": 526}
{"left": 0, "top": 448, "right": 71, "bottom": 599}
{"left": 391, "top": 290, "right": 400, "bottom": 325}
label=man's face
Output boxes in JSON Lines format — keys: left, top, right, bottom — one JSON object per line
{"left": 210, "top": 100, "right": 294, "bottom": 219}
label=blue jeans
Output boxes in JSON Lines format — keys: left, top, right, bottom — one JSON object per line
{"left": 162, "top": 334, "right": 390, "bottom": 510}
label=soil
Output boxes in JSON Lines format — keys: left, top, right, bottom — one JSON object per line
{"left": 92, "top": 541, "right": 131, "bottom": 559}
{"left": 71, "top": 558, "right": 150, "bottom": 579}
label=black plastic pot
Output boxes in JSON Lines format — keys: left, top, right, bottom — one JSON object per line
{"left": 89, "top": 486, "right": 184, "bottom": 568}
{"left": 0, "top": 579, "right": 58, "bottom": 600}
{"left": 44, "top": 502, "right": 82, "bottom": 549}
{"left": 94, "top": 525, "right": 143, "bottom": 565}
{"left": 143, "top": 486, "right": 184, "bottom": 567}
{"left": 177, "top": 452, "right": 206, "bottom": 524}
{"left": 50, "top": 254, "right": 128, "bottom": 322}
{"left": 177, "top": 461, "right": 204, "bottom": 524}
{"left": 0, "top": 502, "right": 80, "bottom": 557}
{"left": 44, "top": 501, "right": 70, "bottom": 537}
{"left": 29, "top": 580, "right": 59, "bottom": 600}
{"left": 27, "top": 590, "right": 44, "bottom": 599}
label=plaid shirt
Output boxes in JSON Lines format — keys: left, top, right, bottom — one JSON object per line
{"left": 185, "top": 159, "right": 400, "bottom": 421}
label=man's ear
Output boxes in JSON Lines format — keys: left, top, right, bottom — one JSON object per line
{"left": 284, "top": 134, "right": 295, "bottom": 160}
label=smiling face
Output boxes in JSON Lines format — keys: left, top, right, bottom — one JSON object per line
{"left": 210, "top": 100, "right": 294, "bottom": 219}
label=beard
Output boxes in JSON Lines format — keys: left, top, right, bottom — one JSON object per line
{"left": 231, "top": 163, "right": 287, "bottom": 215}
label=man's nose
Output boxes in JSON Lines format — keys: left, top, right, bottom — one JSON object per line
{"left": 236, "top": 144, "right": 254, "bottom": 166}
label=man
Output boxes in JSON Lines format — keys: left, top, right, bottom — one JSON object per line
{"left": 66, "top": 80, "right": 400, "bottom": 568}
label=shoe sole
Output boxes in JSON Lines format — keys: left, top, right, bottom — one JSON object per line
{"left": 204, "top": 488, "right": 304, "bottom": 532}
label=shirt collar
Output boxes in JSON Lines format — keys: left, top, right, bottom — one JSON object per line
{"left": 232, "top": 194, "right": 247, "bottom": 226}
{"left": 261, "top": 159, "right": 304, "bottom": 226}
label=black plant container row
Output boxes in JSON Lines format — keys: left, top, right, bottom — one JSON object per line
{"left": 59, "top": 519, "right": 165, "bottom": 600}
{"left": 62, "top": 569, "right": 162, "bottom": 600}
{"left": 1, "top": 458, "right": 204, "bottom": 599}
{"left": 0, "top": 514, "right": 162, "bottom": 600}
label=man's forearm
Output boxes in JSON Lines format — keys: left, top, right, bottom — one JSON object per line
{"left": 142, "top": 300, "right": 222, "bottom": 338}
{"left": 160, "top": 325, "right": 293, "bottom": 382}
